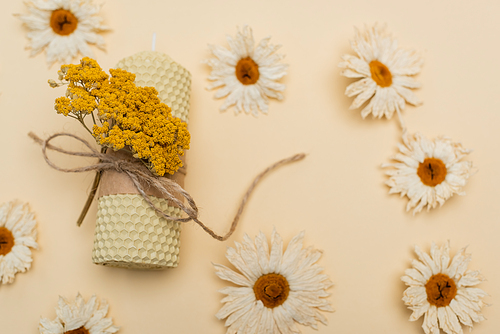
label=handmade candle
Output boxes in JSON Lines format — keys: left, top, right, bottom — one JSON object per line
{"left": 91, "top": 51, "right": 191, "bottom": 270}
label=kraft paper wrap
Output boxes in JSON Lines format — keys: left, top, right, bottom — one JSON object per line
{"left": 97, "top": 149, "right": 186, "bottom": 203}
{"left": 92, "top": 51, "right": 191, "bottom": 270}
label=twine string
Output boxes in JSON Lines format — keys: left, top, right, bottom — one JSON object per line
{"left": 29, "top": 132, "right": 306, "bottom": 241}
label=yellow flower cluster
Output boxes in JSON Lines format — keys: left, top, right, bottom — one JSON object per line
{"left": 54, "top": 58, "right": 108, "bottom": 117}
{"left": 53, "top": 57, "right": 190, "bottom": 176}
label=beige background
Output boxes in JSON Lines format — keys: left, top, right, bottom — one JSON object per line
{"left": 1, "top": 0, "right": 499, "bottom": 333}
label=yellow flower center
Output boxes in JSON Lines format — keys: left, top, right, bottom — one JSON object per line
{"left": 236, "top": 57, "right": 260, "bottom": 85}
{"left": 0, "top": 227, "right": 14, "bottom": 256}
{"left": 50, "top": 9, "right": 78, "bottom": 36}
{"left": 369, "top": 60, "right": 392, "bottom": 87}
{"left": 417, "top": 158, "right": 447, "bottom": 187}
{"left": 425, "top": 273, "right": 457, "bottom": 307}
{"left": 65, "top": 326, "right": 89, "bottom": 334}
{"left": 253, "top": 273, "right": 289, "bottom": 308}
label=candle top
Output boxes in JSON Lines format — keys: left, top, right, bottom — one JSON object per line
{"left": 116, "top": 51, "right": 192, "bottom": 123}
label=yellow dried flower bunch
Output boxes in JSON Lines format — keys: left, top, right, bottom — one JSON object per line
{"left": 52, "top": 57, "right": 190, "bottom": 176}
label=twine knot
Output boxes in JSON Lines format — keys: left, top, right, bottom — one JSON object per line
{"left": 112, "top": 161, "right": 125, "bottom": 174}
{"left": 29, "top": 132, "right": 306, "bottom": 241}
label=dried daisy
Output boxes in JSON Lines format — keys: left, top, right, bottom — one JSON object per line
{"left": 16, "top": 0, "right": 109, "bottom": 67}
{"left": 339, "top": 24, "right": 423, "bottom": 120}
{"left": 383, "top": 132, "right": 473, "bottom": 214}
{"left": 204, "top": 25, "right": 288, "bottom": 116}
{"left": 39, "top": 293, "right": 120, "bottom": 334}
{"left": 402, "top": 242, "right": 488, "bottom": 334}
{"left": 0, "top": 201, "right": 38, "bottom": 284}
{"left": 214, "top": 228, "right": 333, "bottom": 333}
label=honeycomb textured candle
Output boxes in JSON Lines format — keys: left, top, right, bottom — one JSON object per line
{"left": 115, "top": 51, "right": 191, "bottom": 123}
{"left": 92, "top": 194, "right": 181, "bottom": 269}
{"left": 92, "top": 52, "right": 191, "bottom": 270}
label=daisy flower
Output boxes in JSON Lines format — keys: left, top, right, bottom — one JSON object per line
{"left": 213, "top": 228, "right": 333, "bottom": 333}
{"left": 16, "top": 0, "right": 109, "bottom": 67}
{"left": 402, "top": 242, "right": 488, "bottom": 334}
{"left": 339, "top": 24, "right": 423, "bottom": 119}
{"left": 39, "top": 293, "right": 120, "bottom": 334}
{"left": 383, "top": 132, "right": 473, "bottom": 214}
{"left": 0, "top": 201, "right": 38, "bottom": 284}
{"left": 204, "top": 25, "right": 288, "bottom": 116}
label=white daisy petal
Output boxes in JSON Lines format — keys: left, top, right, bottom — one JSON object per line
{"left": 85, "top": 297, "right": 107, "bottom": 329}
{"left": 214, "top": 229, "right": 333, "bottom": 333}
{"left": 0, "top": 204, "right": 10, "bottom": 226}
{"left": 457, "top": 288, "right": 488, "bottom": 303}
{"left": 285, "top": 297, "right": 318, "bottom": 328}
{"left": 440, "top": 242, "right": 451, "bottom": 273}
{"left": 219, "top": 286, "right": 253, "bottom": 300}
{"left": 40, "top": 294, "right": 119, "bottom": 334}
{"left": 339, "top": 54, "right": 370, "bottom": 76}
{"left": 345, "top": 77, "right": 371, "bottom": 97}
{"left": 458, "top": 271, "right": 485, "bottom": 287}
{"left": 393, "top": 75, "right": 421, "bottom": 89}
{"left": 268, "top": 227, "right": 284, "bottom": 273}
{"left": 340, "top": 24, "right": 423, "bottom": 119}
{"left": 340, "top": 68, "right": 367, "bottom": 78}
{"left": 454, "top": 295, "right": 485, "bottom": 322}
{"left": 403, "top": 268, "right": 427, "bottom": 285}
{"left": 39, "top": 317, "right": 64, "bottom": 334}
{"left": 449, "top": 299, "right": 473, "bottom": 328}
{"left": 88, "top": 318, "right": 116, "bottom": 334}
{"left": 64, "top": 317, "right": 87, "bottom": 331}
{"left": 10, "top": 245, "right": 34, "bottom": 265}
{"left": 410, "top": 303, "right": 430, "bottom": 321}
{"left": 224, "top": 299, "right": 256, "bottom": 329}
{"left": 254, "top": 231, "right": 270, "bottom": 274}
{"left": 416, "top": 245, "right": 440, "bottom": 275}
{"left": 226, "top": 243, "right": 259, "bottom": 282}
{"left": 402, "top": 242, "right": 487, "bottom": 334}
{"left": 241, "top": 302, "right": 264, "bottom": 334}
{"left": 17, "top": 0, "right": 108, "bottom": 67}
{"left": 280, "top": 231, "right": 305, "bottom": 276}
{"left": 446, "top": 247, "right": 469, "bottom": 278}
{"left": 412, "top": 259, "right": 433, "bottom": 281}
{"left": 216, "top": 293, "right": 256, "bottom": 320}
{"left": 422, "top": 305, "right": 440, "bottom": 334}
{"left": 5, "top": 204, "right": 25, "bottom": 231}
{"left": 403, "top": 286, "right": 427, "bottom": 307}
{"left": 384, "top": 132, "right": 473, "bottom": 214}
{"left": 0, "top": 201, "right": 38, "bottom": 285}
{"left": 349, "top": 81, "right": 377, "bottom": 110}
{"left": 371, "top": 87, "right": 389, "bottom": 118}
{"left": 273, "top": 305, "right": 301, "bottom": 334}
{"left": 288, "top": 249, "right": 323, "bottom": 282}
{"left": 214, "top": 263, "right": 252, "bottom": 287}
{"left": 394, "top": 84, "right": 422, "bottom": 106}
{"left": 437, "top": 307, "right": 450, "bottom": 334}
{"left": 205, "top": 25, "right": 287, "bottom": 116}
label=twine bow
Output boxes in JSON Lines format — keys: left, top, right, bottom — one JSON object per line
{"left": 29, "top": 132, "right": 306, "bottom": 241}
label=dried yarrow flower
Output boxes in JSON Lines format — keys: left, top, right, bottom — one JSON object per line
{"left": 52, "top": 57, "right": 190, "bottom": 176}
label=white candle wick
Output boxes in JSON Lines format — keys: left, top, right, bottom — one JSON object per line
{"left": 152, "top": 32, "right": 157, "bottom": 51}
